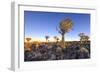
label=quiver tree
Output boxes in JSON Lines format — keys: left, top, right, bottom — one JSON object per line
{"left": 79, "top": 33, "right": 89, "bottom": 44}
{"left": 26, "top": 38, "right": 32, "bottom": 42}
{"left": 57, "top": 18, "right": 73, "bottom": 48}
{"left": 45, "top": 36, "right": 50, "bottom": 43}
{"left": 25, "top": 37, "right": 32, "bottom": 51}
{"left": 54, "top": 36, "right": 59, "bottom": 43}
{"left": 79, "top": 33, "right": 85, "bottom": 42}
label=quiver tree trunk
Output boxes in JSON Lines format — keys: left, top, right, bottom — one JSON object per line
{"left": 61, "top": 33, "right": 66, "bottom": 49}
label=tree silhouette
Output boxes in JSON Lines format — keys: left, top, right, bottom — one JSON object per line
{"left": 79, "top": 33, "right": 89, "bottom": 44}
{"left": 45, "top": 36, "right": 49, "bottom": 43}
{"left": 25, "top": 37, "right": 32, "bottom": 51}
{"left": 54, "top": 36, "right": 59, "bottom": 43}
{"left": 79, "top": 33, "right": 85, "bottom": 37}
{"left": 26, "top": 38, "right": 32, "bottom": 42}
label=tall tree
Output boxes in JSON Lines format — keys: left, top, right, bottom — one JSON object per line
{"left": 57, "top": 18, "right": 73, "bottom": 48}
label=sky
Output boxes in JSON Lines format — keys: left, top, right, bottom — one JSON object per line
{"left": 24, "top": 11, "right": 90, "bottom": 42}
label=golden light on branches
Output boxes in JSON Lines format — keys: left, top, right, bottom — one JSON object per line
{"left": 59, "top": 18, "right": 73, "bottom": 33}
{"left": 58, "top": 18, "right": 73, "bottom": 48}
